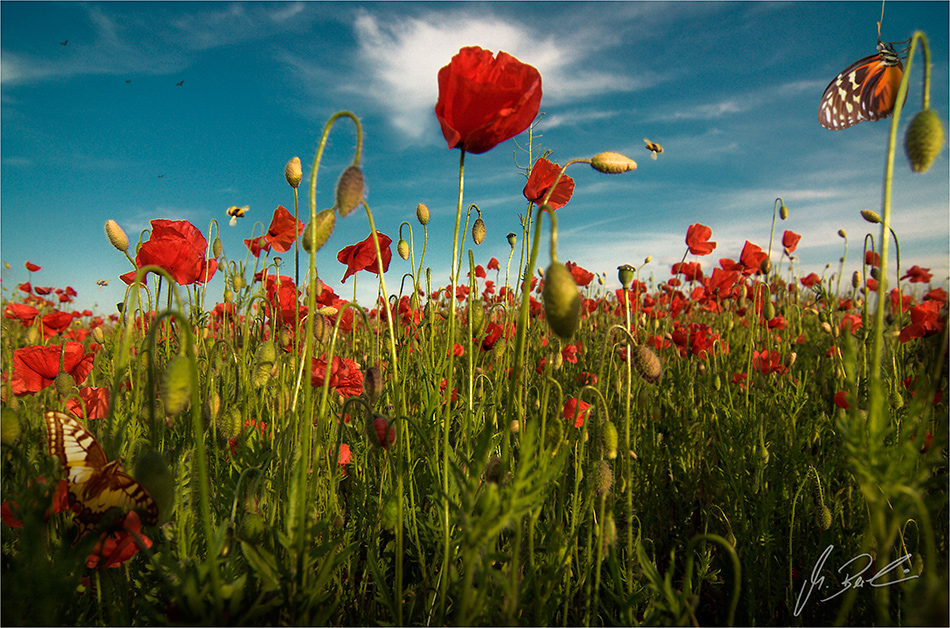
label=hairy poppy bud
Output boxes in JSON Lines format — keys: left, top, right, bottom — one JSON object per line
{"left": 363, "top": 366, "right": 384, "bottom": 405}
{"left": 472, "top": 217, "right": 486, "bottom": 245}
{"left": 105, "top": 219, "right": 129, "bottom": 252}
{"left": 162, "top": 355, "right": 195, "bottom": 416}
{"left": 134, "top": 450, "right": 174, "bottom": 524}
{"left": 819, "top": 505, "right": 832, "bottom": 531}
{"left": 545, "top": 415, "right": 564, "bottom": 453}
{"left": 334, "top": 165, "right": 364, "bottom": 217}
{"left": 590, "top": 152, "right": 637, "bottom": 174}
{"left": 302, "top": 209, "right": 336, "bottom": 255}
{"left": 241, "top": 513, "right": 266, "bottom": 544}
{"left": 416, "top": 203, "right": 430, "bottom": 226}
{"left": 760, "top": 257, "right": 772, "bottom": 275}
{"left": 632, "top": 345, "right": 662, "bottom": 384}
{"left": 212, "top": 237, "right": 222, "bottom": 259}
{"left": 851, "top": 271, "right": 861, "bottom": 289}
{"left": 861, "top": 209, "right": 882, "bottom": 224}
{"left": 592, "top": 460, "right": 613, "bottom": 496}
{"left": 764, "top": 301, "right": 776, "bottom": 321}
{"left": 92, "top": 326, "right": 106, "bottom": 345}
{"left": 397, "top": 238, "right": 409, "bottom": 260}
{"left": 617, "top": 264, "right": 636, "bottom": 289}
{"left": 55, "top": 372, "right": 76, "bottom": 398}
{"left": 542, "top": 262, "right": 581, "bottom": 339}
{"left": 231, "top": 273, "right": 245, "bottom": 291}
{"left": 904, "top": 108, "right": 945, "bottom": 173}
{"left": 779, "top": 204, "right": 789, "bottom": 220}
{"left": 1, "top": 408, "right": 21, "bottom": 446}
{"left": 285, "top": 156, "right": 302, "bottom": 188}
{"left": 601, "top": 422, "right": 618, "bottom": 460}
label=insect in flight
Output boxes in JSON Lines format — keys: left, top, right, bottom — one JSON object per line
{"left": 44, "top": 410, "right": 159, "bottom": 538}
{"left": 227, "top": 205, "right": 250, "bottom": 226}
{"left": 643, "top": 138, "right": 664, "bottom": 160}
{"left": 818, "top": 40, "right": 906, "bottom": 130}
{"left": 96, "top": 279, "right": 109, "bottom": 289}
{"left": 176, "top": 80, "right": 184, "bottom": 87}
{"left": 60, "top": 40, "right": 68, "bottom": 46}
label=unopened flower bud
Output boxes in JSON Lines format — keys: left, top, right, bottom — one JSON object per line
{"left": 861, "top": 209, "right": 882, "bottom": 224}
{"left": 601, "top": 422, "right": 618, "bottom": 459}
{"left": 162, "top": 355, "right": 195, "bottom": 416}
{"left": 593, "top": 460, "right": 613, "bottom": 495}
{"left": 397, "top": 238, "right": 409, "bottom": 260}
{"left": 542, "top": 262, "right": 581, "bottom": 340}
{"left": 212, "top": 237, "right": 222, "bottom": 259}
{"left": 472, "top": 218, "right": 486, "bottom": 245}
{"left": 838, "top": 229, "right": 847, "bottom": 239}
{"left": 363, "top": 366, "right": 384, "bottom": 405}
{"left": 632, "top": 345, "right": 662, "bottom": 384}
{"left": 779, "top": 204, "right": 789, "bottom": 220}
{"left": 764, "top": 301, "right": 776, "bottom": 320}
{"left": 285, "top": 156, "right": 302, "bottom": 188}
{"left": 851, "top": 271, "right": 860, "bottom": 289}
{"left": 242, "top": 513, "right": 266, "bottom": 544}
{"left": 92, "top": 326, "right": 106, "bottom": 345}
{"left": 55, "top": 372, "right": 76, "bottom": 397}
{"left": 334, "top": 165, "right": 364, "bottom": 217}
{"left": 368, "top": 414, "right": 395, "bottom": 450}
{"left": 819, "top": 505, "right": 832, "bottom": 531}
{"left": 591, "top": 152, "right": 637, "bottom": 174}
{"left": 416, "top": 202, "right": 430, "bottom": 225}
{"left": 760, "top": 257, "right": 772, "bottom": 275}
{"left": 302, "top": 209, "right": 336, "bottom": 255}
{"left": 105, "top": 219, "right": 129, "bottom": 252}
{"left": 904, "top": 108, "right": 945, "bottom": 173}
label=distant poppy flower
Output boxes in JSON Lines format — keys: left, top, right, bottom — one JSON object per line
{"left": 4, "top": 303, "right": 38, "bottom": 326}
{"left": 11, "top": 341, "right": 95, "bottom": 396}
{"left": 263, "top": 205, "right": 304, "bottom": 253}
{"left": 337, "top": 232, "right": 392, "bottom": 283}
{"left": 40, "top": 311, "right": 74, "bottom": 339}
{"left": 435, "top": 46, "right": 542, "bottom": 154}
{"left": 752, "top": 349, "right": 786, "bottom": 375}
{"left": 120, "top": 219, "right": 217, "bottom": 286}
{"left": 523, "top": 158, "right": 575, "bottom": 210}
{"left": 925, "top": 287, "right": 946, "bottom": 303}
{"left": 337, "top": 443, "right": 352, "bottom": 467}
{"left": 686, "top": 224, "right": 717, "bottom": 256}
{"left": 18, "top": 282, "right": 32, "bottom": 294}
{"left": 840, "top": 313, "right": 863, "bottom": 333}
{"left": 901, "top": 265, "right": 932, "bottom": 284}
{"left": 487, "top": 257, "right": 501, "bottom": 271}
{"left": 86, "top": 511, "right": 152, "bottom": 569}
{"left": 800, "top": 273, "right": 820, "bottom": 288}
{"left": 310, "top": 356, "right": 364, "bottom": 398}
{"left": 25, "top": 261, "right": 41, "bottom": 272}
{"left": 782, "top": 230, "right": 801, "bottom": 254}
{"left": 1, "top": 478, "right": 70, "bottom": 528}
{"left": 34, "top": 286, "right": 54, "bottom": 295}
{"left": 833, "top": 391, "right": 851, "bottom": 410}
{"left": 672, "top": 262, "right": 703, "bottom": 282}
{"left": 371, "top": 416, "right": 396, "bottom": 450}
{"left": 565, "top": 261, "right": 594, "bottom": 287}
{"left": 563, "top": 398, "right": 592, "bottom": 428}
{"left": 65, "top": 386, "right": 111, "bottom": 420}
{"left": 864, "top": 251, "right": 881, "bottom": 267}
{"left": 898, "top": 300, "right": 946, "bottom": 342}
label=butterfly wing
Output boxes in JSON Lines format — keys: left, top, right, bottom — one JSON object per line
{"left": 819, "top": 48, "right": 904, "bottom": 130}
{"left": 44, "top": 411, "right": 158, "bottom": 536}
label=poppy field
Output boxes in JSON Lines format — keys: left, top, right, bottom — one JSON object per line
{"left": 2, "top": 41, "right": 948, "bottom": 626}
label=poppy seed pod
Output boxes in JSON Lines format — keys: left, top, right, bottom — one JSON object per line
{"left": 632, "top": 345, "right": 662, "bottom": 384}
{"left": 861, "top": 209, "right": 882, "bottom": 224}
{"left": 472, "top": 218, "right": 486, "bottom": 245}
{"left": 591, "top": 152, "right": 637, "bottom": 174}
{"left": 162, "top": 355, "right": 195, "bottom": 416}
{"left": 507, "top": 232, "right": 517, "bottom": 247}
{"left": 416, "top": 203, "right": 430, "bottom": 225}
{"left": 134, "top": 451, "right": 174, "bottom": 524}
{"left": 302, "top": 209, "right": 336, "bottom": 255}
{"left": 105, "top": 219, "right": 130, "bottom": 252}
{"left": 397, "top": 238, "right": 409, "bottom": 260}
{"left": 334, "top": 165, "right": 364, "bottom": 217}
{"left": 617, "top": 264, "right": 636, "bottom": 289}
{"left": 904, "top": 108, "right": 945, "bottom": 173}
{"left": 542, "top": 262, "right": 582, "bottom": 340}
{"left": 285, "top": 156, "right": 302, "bottom": 188}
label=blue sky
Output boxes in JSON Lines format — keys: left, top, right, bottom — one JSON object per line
{"left": 2, "top": 1, "right": 948, "bottom": 314}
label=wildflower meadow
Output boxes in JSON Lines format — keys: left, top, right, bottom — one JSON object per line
{"left": 2, "top": 36, "right": 948, "bottom": 627}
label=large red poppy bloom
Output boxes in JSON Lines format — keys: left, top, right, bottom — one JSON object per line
{"left": 901, "top": 265, "right": 933, "bottom": 284}
{"left": 86, "top": 511, "right": 152, "bottom": 569}
{"left": 264, "top": 205, "right": 304, "bottom": 253}
{"left": 65, "top": 386, "right": 111, "bottom": 420}
{"left": 4, "top": 303, "right": 39, "bottom": 327}
{"left": 899, "top": 300, "right": 946, "bottom": 342}
{"left": 523, "top": 158, "right": 574, "bottom": 209}
{"left": 782, "top": 230, "right": 802, "bottom": 254}
{"left": 11, "top": 341, "right": 95, "bottom": 396}
{"left": 686, "top": 224, "right": 717, "bottom": 256}
{"left": 337, "top": 232, "right": 392, "bottom": 283}
{"left": 435, "top": 46, "right": 542, "bottom": 155}
{"left": 563, "top": 398, "right": 592, "bottom": 428}
{"left": 120, "top": 219, "right": 217, "bottom": 286}
{"left": 310, "top": 356, "right": 364, "bottom": 398}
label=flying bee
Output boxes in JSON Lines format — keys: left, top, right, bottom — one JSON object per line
{"left": 96, "top": 279, "right": 110, "bottom": 289}
{"left": 643, "top": 138, "right": 663, "bottom": 160}
{"left": 227, "top": 205, "right": 249, "bottom": 226}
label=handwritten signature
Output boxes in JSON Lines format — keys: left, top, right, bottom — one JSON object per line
{"left": 793, "top": 544, "right": 919, "bottom": 617}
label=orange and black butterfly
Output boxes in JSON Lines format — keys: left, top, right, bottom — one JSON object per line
{"left": 45, "top": 410, "right": 158, "bottom": 538}
{"left": 818, "top": 41, "right": 905, "bottom": 130}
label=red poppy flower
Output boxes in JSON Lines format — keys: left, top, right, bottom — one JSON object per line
{"left": 672, "top": 262, "right": 704, "bottom": 282}
{"left": 800, "top": 273, "right": 820, "bottom": 288}
{"left": 18, "top": 282, "right": 32, "bottom": 294}
{"left": 523, "top": 158, "right": 575, "bottom": 210}
{"left": 833, "top": 391, "right": 851, "bottom": 410}
{"left": 899, "top": 300, "right": 946, "bottom": 342}
{"left": 4, "top": 303, "right": 39, "bottom": 326}
{"left": 565, "top": 261, "right": 594, "bottom": 287}
{"left": 685, "top": 224, "right": 717, "bottom": 256}
{"left": 120, "top": 219, "right": 218, "bottom": 286}
{"left": 371, "top": 416, "right": 396, "bottom": 450}
{"left": 25, "top": 261, "right": 42, "bottom": 272}
{"left": 244, "top": 235, "right": 270, "bottom": 258}
{"left": 11, "top": 341, "right": 95, "bottom": 396}
{"left": 40, "top": 311, "right": 74, "bottom": 339}
{"left": 65, "top": 387, "right": 111, "bottom": 420}
{"left": 901, "top": 265, "right": 932, "bottom": 284}
{"left": 310, "top": 356, "right": 364, "bottom": 397}
{"left": 263, "top": 205, "right": 304, "bottom": 253}
{"left": 86, "top": 511, "right": 152, "bottom": 569}
{"left": 337, "top": 443, "right": 352, "bottom": 467}
{"left": 752, "top": 349, "right": 786, "bottom": 375}
{"left": 782, "top": 230, "right": 801, "bottom": 254}
{"left": 262, "top": 274, "right": 306, "bottom": 327}
{"left": 563, "top": 398, "right": 592, "bottom": 428}
{"left": 864, "top": 251, "right": 881, "bottom": 267}
{"left": 337, "top": 232, "right": 392, "bottom": 283}
{"left": 487, "top": 257, "right": 500, "bottom": 271}
{"left": 738, "top": 241, "right": 768, "bottom": 275}
{"left": 435, "top": 46, "right": 542, "bottom": 154}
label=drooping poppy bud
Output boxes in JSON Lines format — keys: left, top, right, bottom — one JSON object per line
{"left": 302, "top": 209, "right": 336, "bottom": 255}
{"left": 601, "top": 422, "right": 618, "bottom": 460}
{"left": 542, "top": 262, "right": 581, "bottom": 340}
{"left": 904, "top": 108, "right": 945, "bottom": 173}
{"left": 779, "top": 204, "right": 789, "bottom": 220}
{"left": 631, "top": 345, "right": 662, "bottom": 384}
{"left": 334, "top": 165, "right": 364, "bottom": 217}
{"left": 592, "top": 460, "right": 613, "bottom": 496}
{"left": 472, "top": 218, "right": 486, "bottom": 245}
{"left": 363, "top": 366, "right": 384, "bottom": 406}
{"left": 590, "top": 152, "right": 637, "bottom": 174}
{"left": 162, "top": 355, "right": 195, "bottom": 416}
{"left": 397, "top": 239, "right": 409, "bottom": 260}
{"left": 134, "top": 451, "right": 174, "bottom": 524}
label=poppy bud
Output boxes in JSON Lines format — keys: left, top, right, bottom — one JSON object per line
{"left": 254, "top": 340, "right": 277, "bottom": 367}
{"left": 617, "top": 264, "right": 636, "bottom": 289}
{"left": 861, "top": 209, "right": 882, "bottom": 224}
{"left": 380, "top": 495, "right": 399, "bottom": 530}
{"left": 1, "top": 408, "right": 21, "bottom": 446}
{"left": 470, "top": 301, "right": 486, "bottom": 336}
{"left": 212, "top": 237, "right": 222, "bottom": 259}
{"left": 818, "top": 505, "right": 832, "bottom": 531}
{"left": 602, "top": 513, "right": 617, "bottom": 554}
{"left": 870, "top": 267, "right": 881, "bottom": 281}
{"left": 363, "top": 366, "right": 384, "bottom": 405}
{"left": 592, "top": 460, "right": 613, "bottom": 496}
{"left": 55, "top": 372, "right": 75, "bottom": 397}
{"left": 632, "top": 345, "right": 662, "bottom": 384}
{"left": 217, "top": 407, "right": 243, "bottom": 440}
{"left": 601, "top": 422, "right": 618, "bottom": 459}
{"left": 472, "top": 217, "right": 486, "bottom": 245}
{"left": 224, "top": 288, "right": 234, "bottom": 303}
{"left": 760, "top": 257, "right": 772, "bottom": 275}
{"left": 851, "top": 271, "right": 860, "bottom": 289}
{"left": 285, "top": 156, "right": 302, "bottom": 188}
{"left": 764, "top": 301, "right": 776, "bottom": 321}
{"left": 134, "top": 450, "right": 174, "bottom": 524}
{"left": 838, "top": 229, "right": 847, "bottom": 239}
{"left": 779, "top": 204, "right": 789, "bottom": 220}
{"left": 590, "top": 152, "right": 638, "bottom": 174}
{"left": 713, "top": 374, "right": 722, "bottom": 391}
{"left": 509, "top": 419, "right": 520, "bottom": 434}
{"left": 492, "top": 338, "right": 506, "bottom": 360}
{"left": 545, "top": 415, "right": 564, "bottom": 452}
{"left": 162, "top": 355, "right": 195, "bottom": 416}
{"left": 92, "top": 326, "right": 106, "bottom": 345}
{"left": 105, "top": 219, "right": 130, "bottom": 252}
{"left": 232, "top": 273, "right": 245, "bottom": 291}
{"left": 507, "top": 232, "right": 517, "bottom": 247}
{"left": 483, "top": 456, "right": 503, "bottom": 484}
{"left": 302, "top": 209, "right": 337, "bottom": 255}
{"left": 904, "top": 108, "right": 945, "bottom": 173}
{"left": 334, "top": 165, "right": 364, "bottom": 217}
{"left": 542, "top": 262, "right": 581, "bottom": 340}
{"left": 888, "top": 390, "right": 904, "bottom": 409}
{"left": 416, "top": 203, "right": 430, "bottom": 226}
{"left": 241, "top": 513, "right": 266, "bottom": 544}
{"left": 397, "top": 238, "right": 409, "bottom": 260}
